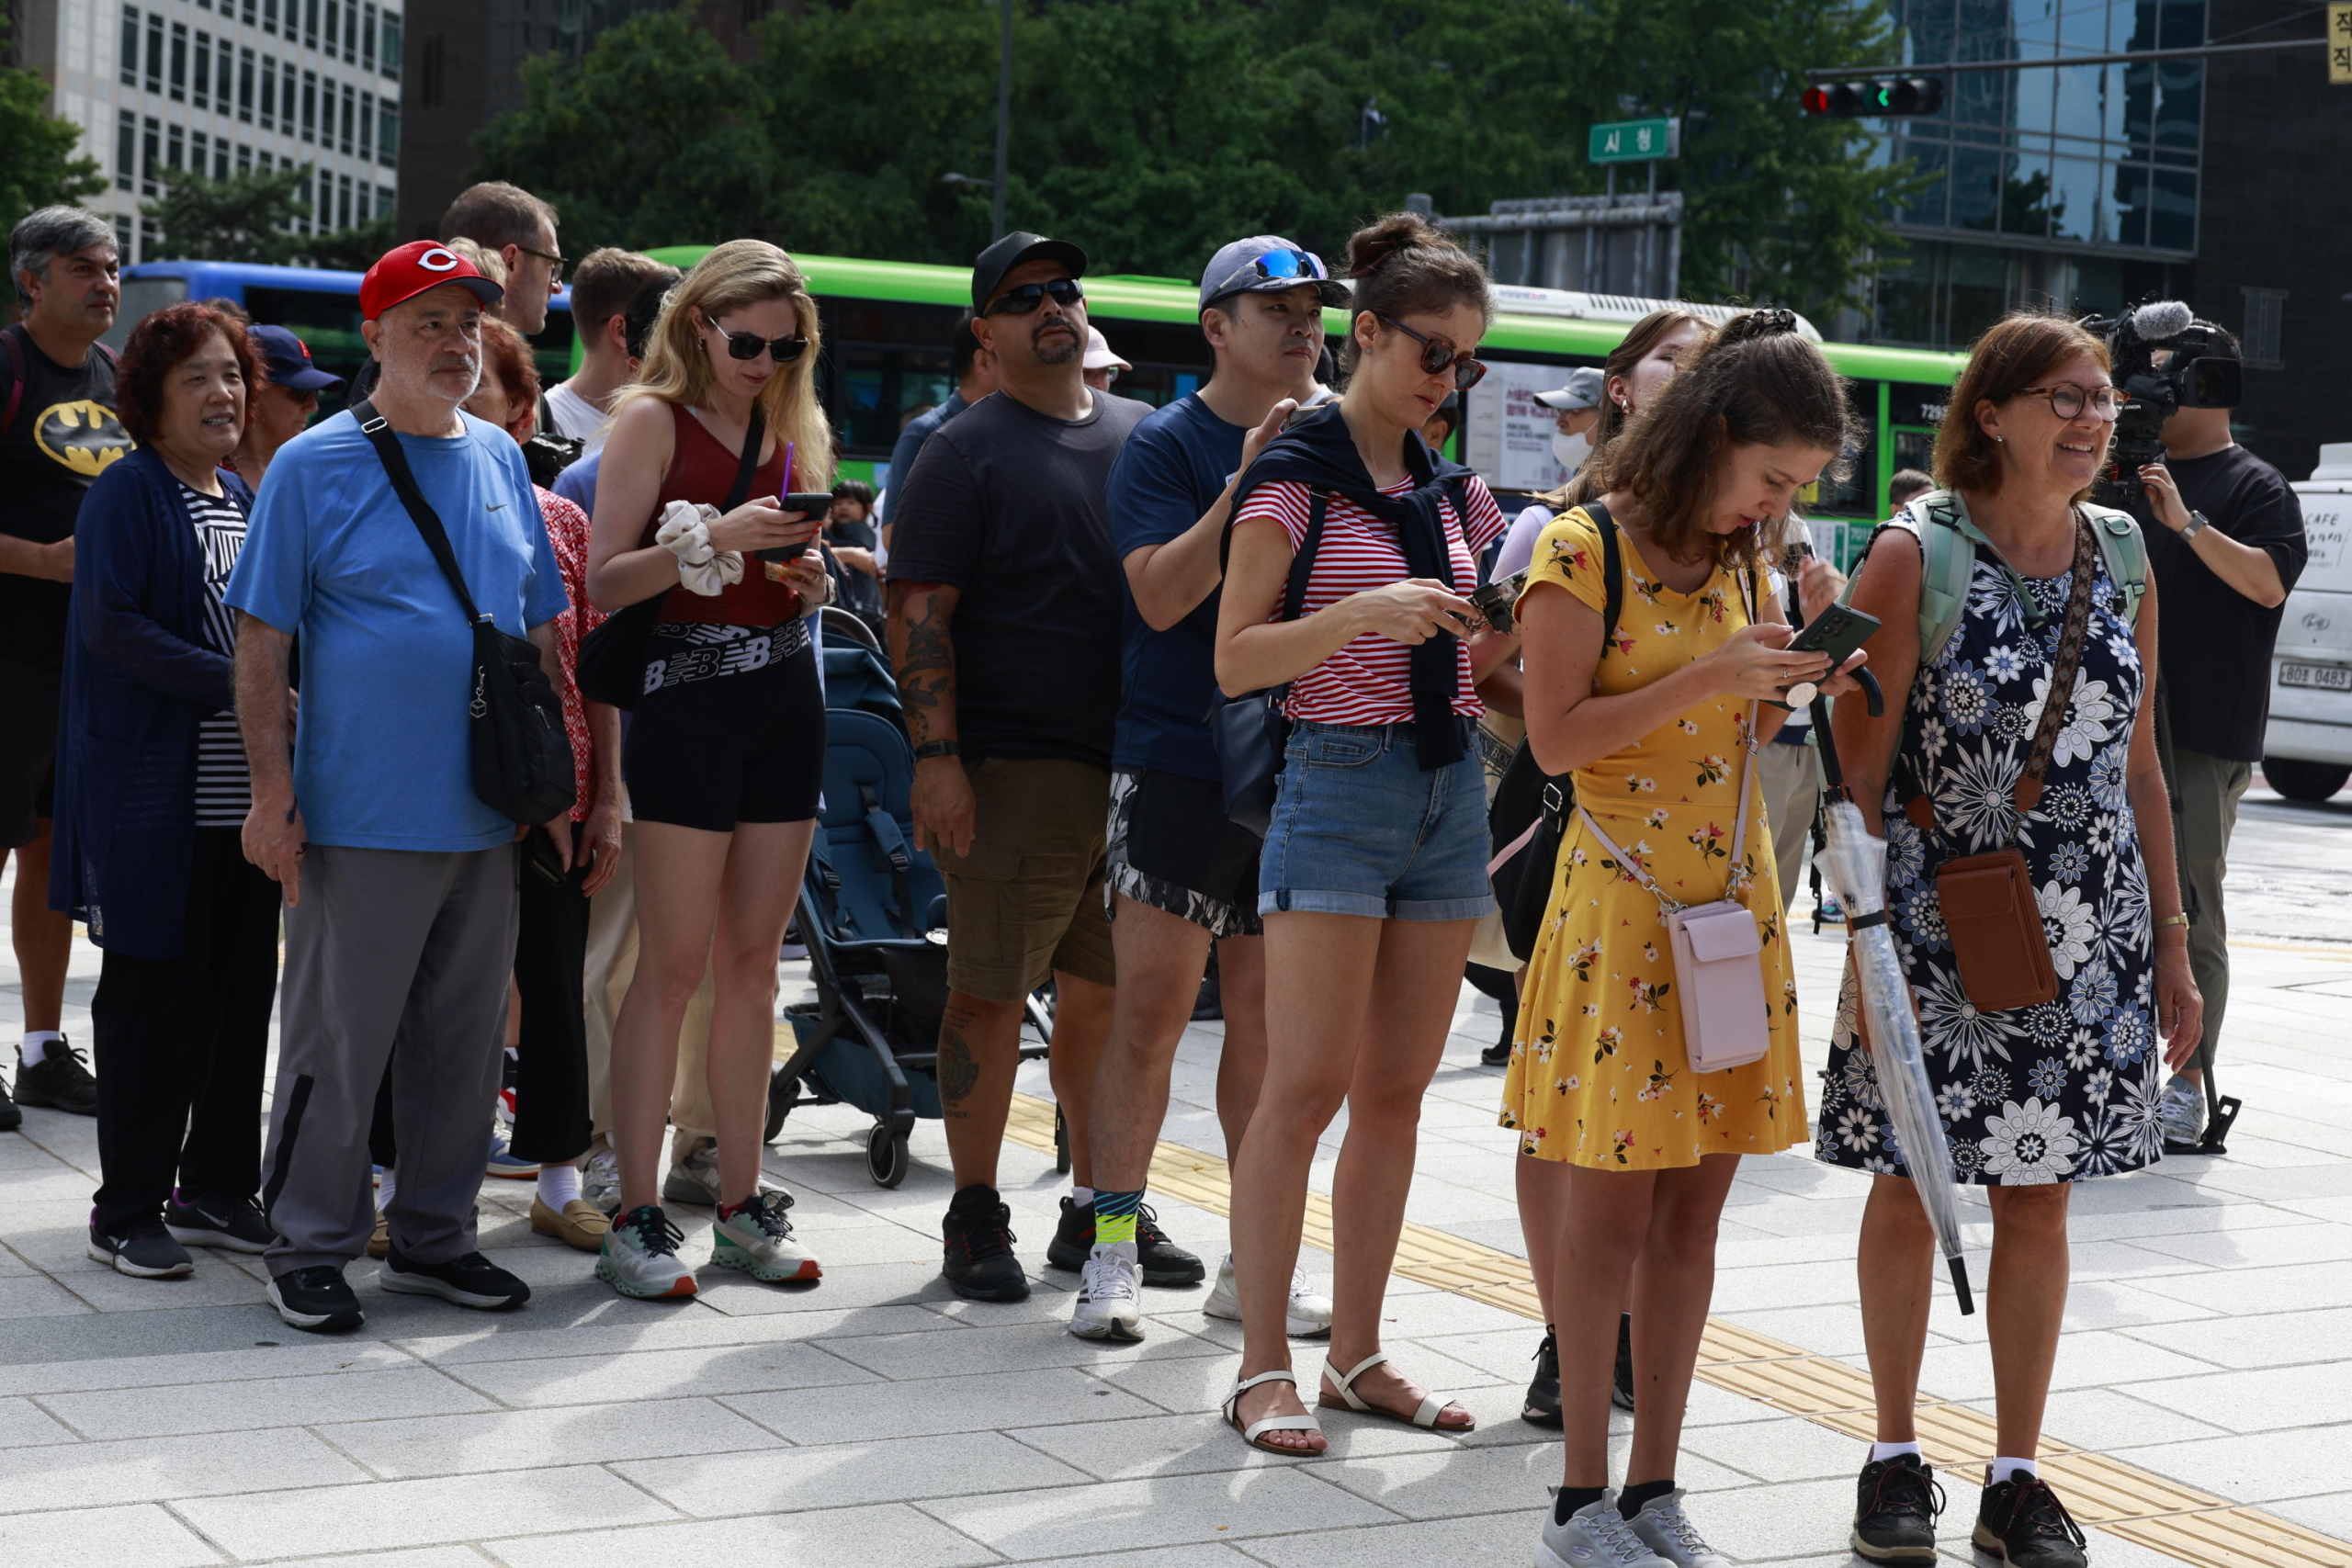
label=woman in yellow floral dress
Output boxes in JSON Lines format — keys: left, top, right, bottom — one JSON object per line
{"left": 1506, "top": 312, "right": 1870, "bottom": 1568}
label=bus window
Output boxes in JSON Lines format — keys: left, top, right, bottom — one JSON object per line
{"left": 105, "top": 275, "right": 191, "bottom": 348}
{"left": 245, "top": 285, "right": 368, "bottom": 413}
{"left": 826, "top": 342, "right": 952, "bottom": 458}
{"left": 523, "top": 311, "right": 574, "bottom": 400}
{"left": 1811, "top": 379, "right": 1880, "bottom": 520}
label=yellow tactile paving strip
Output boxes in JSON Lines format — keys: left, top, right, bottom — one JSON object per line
{"left": 1001, "top": 1091, "right": 2352, "bottom": 1568}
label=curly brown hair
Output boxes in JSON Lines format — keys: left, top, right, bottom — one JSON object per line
{"left": 1583, "top": 310, "right": 1857, "bottom": 571}
{"left": 115, "top": 301, "right": 265, "bottom": 446}
{"left": 475, "top": 316, "right": 541, "bottom": 423}
{"left": 1933, "top": 311, "right": 2111, "bottom": 501}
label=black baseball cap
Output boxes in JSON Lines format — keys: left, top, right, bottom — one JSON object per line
{"left": 969, "top": 231, "right": 1088, "bottom": 313}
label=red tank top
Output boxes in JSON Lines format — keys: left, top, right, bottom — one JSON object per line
{"left": 640, "top": 401, "right": 801, "bottom": 626}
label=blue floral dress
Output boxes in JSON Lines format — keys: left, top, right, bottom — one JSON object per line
{"left": 1815, "top": 518, "right": 2161, "bottom": 1185}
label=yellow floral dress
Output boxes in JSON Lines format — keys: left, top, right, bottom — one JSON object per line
{"left": 1498, "top": 509, "right": 1808, "bottom": 1169}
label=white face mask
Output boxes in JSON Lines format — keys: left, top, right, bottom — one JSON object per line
{"left": 1552, "top": 427, "right": 1591, "bottom": 474}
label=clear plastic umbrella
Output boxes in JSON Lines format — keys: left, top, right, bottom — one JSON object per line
{"left": 1809, "top": 691, "right": 1977, "bottom": 1315}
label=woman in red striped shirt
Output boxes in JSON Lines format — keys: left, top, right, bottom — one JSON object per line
{"left": 1212, "top": 212, "right": 1512, "bottom": 1455}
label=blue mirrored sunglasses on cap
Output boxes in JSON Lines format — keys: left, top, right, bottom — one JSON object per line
{"left": 1211, "top": 249, "right": 1330, "bottom": 299}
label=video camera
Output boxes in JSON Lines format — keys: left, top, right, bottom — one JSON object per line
{"left": 2081, "top": 299, "right": 2242, "bottom": 502}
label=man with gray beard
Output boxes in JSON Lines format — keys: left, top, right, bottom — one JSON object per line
{"left": 228, "top": 242, "right": 569, "bottom": 1334}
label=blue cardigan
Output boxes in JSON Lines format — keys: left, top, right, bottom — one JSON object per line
{"left": 50, "top": 446, "right": 243, "bottom": 960}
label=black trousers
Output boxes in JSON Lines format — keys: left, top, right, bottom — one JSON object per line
{"left": 367, "top": 827, "right": 592, "bottom": 1169}
{"left": 91, "top": 827, "right": 280, "bottom": 1234}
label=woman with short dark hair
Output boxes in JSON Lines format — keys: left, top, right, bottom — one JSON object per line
{"left": 53, "top": 301, "right": 282, "bottom": 1277}
{"left": 1824, "top": 311, "right": 2200, "bottom": 1568}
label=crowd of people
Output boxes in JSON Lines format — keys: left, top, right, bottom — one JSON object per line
{"left": 0, "top": 183, "right": 2309, "bottom": 1568}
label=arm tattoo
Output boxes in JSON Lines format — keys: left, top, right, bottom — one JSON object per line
{"left": 888, "top": 584, "right": 958, "bottom": 750}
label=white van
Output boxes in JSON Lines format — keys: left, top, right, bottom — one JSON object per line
{"left": 2261, "top": 443, "right": 2352, "bottom": 802}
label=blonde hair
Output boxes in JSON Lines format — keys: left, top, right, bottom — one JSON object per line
{"left": 616, "top": 239, "right": 833, "bottom": 488}
{"left": 444, "top": 236, "right": 507, "bottom": 290}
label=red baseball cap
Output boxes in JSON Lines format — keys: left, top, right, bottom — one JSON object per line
{"left": 359, "top": 240, "right": 504, "bottom": 321}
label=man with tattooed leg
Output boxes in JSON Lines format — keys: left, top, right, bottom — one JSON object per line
{"left": 885, "top": 232, "right": 1152, "bottom": 1301}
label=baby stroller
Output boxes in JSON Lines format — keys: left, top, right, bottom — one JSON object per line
{"left": 766, "top": 615, "right": 1059, "bottom": 1187}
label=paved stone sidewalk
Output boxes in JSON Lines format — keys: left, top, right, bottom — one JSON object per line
{"left": 3, "top": 793, "right": 2350, "bottom": 1567}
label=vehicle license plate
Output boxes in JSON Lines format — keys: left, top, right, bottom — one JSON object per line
{"left": 2280, "top": 661, "right": 2352, "bottom": 691}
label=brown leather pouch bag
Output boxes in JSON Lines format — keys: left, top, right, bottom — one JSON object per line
{"left": 1910, "top": 514, "right": 2096, "bottom": 1016}
{"left": 1936, "top": 848, "right": 2055, "bottom": 1010}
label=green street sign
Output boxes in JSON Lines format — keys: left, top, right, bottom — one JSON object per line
{"left": 1589, "top": 118, "right": 1679, "bottom": 164}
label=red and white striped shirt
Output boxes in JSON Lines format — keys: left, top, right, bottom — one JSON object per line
{"left": 1233, "top": 475, "right": 1507, "bottom": 727}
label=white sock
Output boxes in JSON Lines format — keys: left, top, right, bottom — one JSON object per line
{"left": 377, "top": 1168, "right": 398, "bottom": 1213}
{"left": 537, "top": 1163, "right": 582, "bottom": 1207}
{"left": 1070, "top": 1185, "right": 1095, "bottom": 1209}
{"left": 20, "top": 1031, "right": 61, "bottom": 1065}
{"left": 1870, "top": 1440, "right": 1925, "bottom": 1464}
{"left": 1990, "top": 1456, "right": 2039, "bottom": 1484}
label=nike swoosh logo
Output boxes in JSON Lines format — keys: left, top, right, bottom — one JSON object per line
{"left": 487, "top": 502, "right": 506, "bottom": 511}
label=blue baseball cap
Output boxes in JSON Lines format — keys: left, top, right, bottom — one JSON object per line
{"left": 1198, "top": 236, "right": 1349, "bottom": 311}
{"left": 246, "top": 324, "right": 344, "bottom": 392}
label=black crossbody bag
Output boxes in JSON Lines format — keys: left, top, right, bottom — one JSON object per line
{"left": 352, "top": 400, "right": 576, "bottom": 826}
{"left": 575, "top": 406, "right": 765, "bottom": 709}
{"left": 1207, "top": 491, "right": 1328, "bottom": 837}
{"left": 1488, "top": 502, "right": 1623, "bottom": 962}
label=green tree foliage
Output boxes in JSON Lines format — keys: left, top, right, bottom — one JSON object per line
{"left": 0, "top": 18, "right": 105, "bottom": 238}
{"left": 471, "top": 0, "right": 1915, "bottom": 318}
{"left": 142, "top": 165, "right": 310, "bottom": 264}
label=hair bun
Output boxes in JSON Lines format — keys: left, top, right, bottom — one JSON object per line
{"left": 1717, "top": 308, "right": 1800, "bottom": 345}
{"left": 1346, "top": 211, "right": 1450, "bottom": 280}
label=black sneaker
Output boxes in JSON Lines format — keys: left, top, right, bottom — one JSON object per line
{"left": 14, "top": 1040, "right": 96, "bottom": 1115}
{"left": 379, "top": 1247, "right": 531, "bottom": 1311}
{"left": 1135, "top": 1204, "right": 1204, "bottom": 1288}
{"left": 1973, "top": 1473, "right": 2087, "bottom": 1568}
{"left": 1521, "top": 1325, "right": 1562, "bottom": 1427}
{"left": 1612, "top": 1311, "right": 1636, "bottom": 1412}
{"left": 1045, "top": 1195, "right": 1093, "bottom": 1273}
{"left": 164, "top": 1191, "right": 274, "bottom": 1254}
{"left": 0, "top": 1070, "right": 19, "bottom": 1132}
{"left": 942, "top": 1184, "right": 1030, "bottom": 1302}
{"left": 1851, "top": 1452, "right": 1944, "bottom": 1563}
{"left": 85, "top": 1219, "right": 194, "bottom": 1278}
{"left": 269, "top": 1264, "right": 364, "bottom": 1333}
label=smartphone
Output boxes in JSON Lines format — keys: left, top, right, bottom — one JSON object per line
{"left": 1467, "top": 569, "right": 1530, "bottom": 634}
{"left": 1768, "top": 603, "right": 1881, "bottom": 708}
{"left": 757, "top": 493, "right": 837, "bottom": 563}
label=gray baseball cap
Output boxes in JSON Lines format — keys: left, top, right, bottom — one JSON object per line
{"left": 1532, "top": 367, "right": 1605, "bottom": 412}
{"left": 1198, "top": 235, "right": 1350, "bottom": 311}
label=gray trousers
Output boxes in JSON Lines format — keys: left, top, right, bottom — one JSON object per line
{"left": 1758, "top": 737, "right": 1822, "bottom": 913}
{"left": 2170, "top": 748, "right": 2252, "bottom": 1077}
{"left": 262, "top": 843, "right": 519, "bottom": 1276}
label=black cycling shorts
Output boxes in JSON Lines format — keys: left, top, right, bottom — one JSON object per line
{"left": 623, "top": 619, "right": 825, "bottom": 832}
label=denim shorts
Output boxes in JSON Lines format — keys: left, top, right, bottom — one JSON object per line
{"left": 1259, "top": 719, "right": 1498, "bottom": 922}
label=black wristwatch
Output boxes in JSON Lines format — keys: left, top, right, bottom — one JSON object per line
{"left": 913, "top": 740, "right": 961, "bottom": 761}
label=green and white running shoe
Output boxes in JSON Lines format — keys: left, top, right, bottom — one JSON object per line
{"left": 596, "top": 1204, "right": 697, "bottom": 1299}
{"left": 711, "top": 1190, "right": 820, "bottom": 1283}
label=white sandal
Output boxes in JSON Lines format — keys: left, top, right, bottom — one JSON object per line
{"left": 1318, "top": 1350, "right": 1475, "bottom": 1432}
{"left": 1224, "top": 1369, "right": 1325, "bottom": 1454}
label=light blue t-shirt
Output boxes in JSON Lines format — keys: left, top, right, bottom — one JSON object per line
{"left": 226, "top": 409, "right": 568, "bottom": 852}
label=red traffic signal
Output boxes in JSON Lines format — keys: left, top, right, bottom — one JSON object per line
{"left": 1802, "top": 76, "right": 1946, "bottom": 117}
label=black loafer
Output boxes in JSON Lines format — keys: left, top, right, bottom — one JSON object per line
{"left": 1851, "top": 1452, "right": 1943, "bottom": 1562}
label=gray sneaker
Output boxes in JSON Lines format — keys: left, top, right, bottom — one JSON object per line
{"left": 1626, "top": 1491, "right": 1732, "bottom": 1568}
{"left": 2158, "top": 1076, "right": 2206, "bottom": 1148}
{"left": 1537, "top": 1493, "right": 1672, "bottom": 1568}
{"left": 580, "top": 1146, "right": 620, "bottom": 1213}
{"left": 663, "top": 1136, "right": 723, "bottom": 1206}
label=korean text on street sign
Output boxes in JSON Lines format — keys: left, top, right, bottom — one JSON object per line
{"left": 2331, "top": 3, "right": 2351, "bottom": 85}
{"left": 1588, "top": 118, "right": 1680, "bottom": 164}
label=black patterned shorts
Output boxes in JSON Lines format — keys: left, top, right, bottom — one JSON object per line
{"left": 1104, "top": 767, "right": 1263, "bottom": 939}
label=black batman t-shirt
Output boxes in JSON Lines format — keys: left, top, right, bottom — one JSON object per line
{"left": 0, "top": 324, "right": 130, "bottom": 667}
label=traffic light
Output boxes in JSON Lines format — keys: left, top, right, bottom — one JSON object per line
{"left": 1801, "top": 76, "right": 1946, "bottom": 117}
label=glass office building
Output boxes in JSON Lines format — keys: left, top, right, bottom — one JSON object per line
{"left": 1870, "top": 0, "right": 2205, "bottom": 347}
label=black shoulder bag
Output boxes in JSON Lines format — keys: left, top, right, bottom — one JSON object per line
{"left": 575, "top": 405, "right": 766, "bottom": 710}
{"left": 1488, "top": 502, "right": 1623, "bottom": 963}
{"left": 1208, "top": 491, "right": 1328, "bottom": 838}
{"left": 352, "top": 400, "right": 577, "bottom": 826}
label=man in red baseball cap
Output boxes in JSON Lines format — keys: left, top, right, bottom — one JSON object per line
{"left": 226, "top": 236, "right": 568, "bottom": 1336}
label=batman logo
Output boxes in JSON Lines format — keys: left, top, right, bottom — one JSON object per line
{"left": 33, "top": 400, "right": 134, "bottom": 479}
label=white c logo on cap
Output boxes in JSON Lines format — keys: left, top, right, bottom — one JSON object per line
{"left": 419, "top": 247, "right": 458, "bottom": 272}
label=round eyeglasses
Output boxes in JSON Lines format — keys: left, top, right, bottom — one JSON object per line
{"left": 2013, "top": 383, "right": 2120, "bottom": 422}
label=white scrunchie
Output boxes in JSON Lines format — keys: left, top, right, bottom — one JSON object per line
{"left": 655, "top": 501, "right": 745, "bottom": 596}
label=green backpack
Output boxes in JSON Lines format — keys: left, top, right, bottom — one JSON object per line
{"left": 1843, "top": 488, "right": 2146, "bottom": 665}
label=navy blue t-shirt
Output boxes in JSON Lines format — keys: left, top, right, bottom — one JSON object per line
{"left": 1106, "top": 393, "right": 1247, "bottom": 781}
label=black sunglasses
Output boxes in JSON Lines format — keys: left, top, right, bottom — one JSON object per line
{"left": 704, "top": 313, "right": 808, "bottom": 363}
{"left": 1378, "top": 314, "right": 1487, "bottom": 390}
{"left": 986, "top": 276, "right": 1084, "bottom": 316}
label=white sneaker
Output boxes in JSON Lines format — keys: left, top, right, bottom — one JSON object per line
{"left": 1626, "top": 1491, "right": 1732, "bottom": 1568}
{"left": 1537, "top": 1493, "right": 1673, "bottom": 1568}
{"left": 2158, "top": 1076, "right": 2206, "bottom": 1147}
{"left": 580, "top": 1146, "right": 620, "bottom": 1213}
{"left": 1069, "top": 1244, "right": 1144, "bottom": 1342}
{"left": 594, "top": 1203, "right": 697, "bottom": 1300}
{"left": 1203, "top": 1253, "right": 1334, "bottom": 1338}
{"left": 711, "top": 1190, "right": 819, "bottom": 1283}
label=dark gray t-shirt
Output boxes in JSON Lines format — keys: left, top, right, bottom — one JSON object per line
{"left": 886, "top": 388, "right": 1149, "bottom": 769}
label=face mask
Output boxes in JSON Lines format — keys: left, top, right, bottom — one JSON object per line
{"left": 1552, "top": 428, "right": 1591, "bottom": 473}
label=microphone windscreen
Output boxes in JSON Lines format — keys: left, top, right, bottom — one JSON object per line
{"left": 2131, "top": 299, "right": 2194, "bottom": 340}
